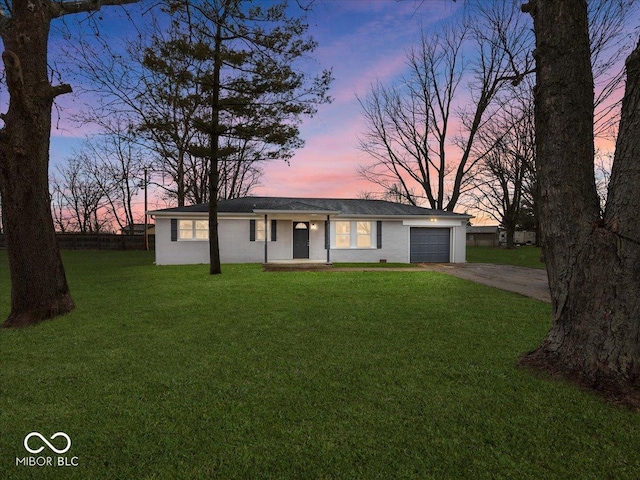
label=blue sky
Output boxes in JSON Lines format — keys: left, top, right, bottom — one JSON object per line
{"left": 45, "top": 0, "right": 465, "bottom": 205}
{"left": 254, "top": 0, "right": 464, "bottom": 197}
{"left": 5, "top": 0, "right": 636, "bottom": 221}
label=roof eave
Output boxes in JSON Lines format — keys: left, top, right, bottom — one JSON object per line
{"left": 252, "top": 208, "right": 341, "bottom": 215}
{"left": 335, "top": 213, "right": 472, "bottom": 220}
{"left": 148, "top": 210, "right": 205, "bottom": 217}
{"left": 149, "top": 211, "right": 472, "bottom": 220}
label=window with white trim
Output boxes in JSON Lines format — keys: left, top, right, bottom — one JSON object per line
{"left": 179, "top": 220, "right": 209, "bottom": 240}
{"left": 333, "top": 221, "right": 376, "bottom": 249}
{"left": 356, "top": 221, "right": 372, "bottom": 248}
{"left": 335, "top": 221, "right": 351, "bottom": 248}
{"left": 256, "top": 219, "right": 269, "bottom": 241}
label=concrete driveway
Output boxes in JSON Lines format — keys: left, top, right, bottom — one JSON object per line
{"left": 420, "top": 263, "right": 551, "bottom": 303}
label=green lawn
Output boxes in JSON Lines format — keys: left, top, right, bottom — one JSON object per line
{"left": 467, "top": 245, "right": 545, "bottom": 269}
{"left": 1, "top": 251, "right": 639, "bottom": 479}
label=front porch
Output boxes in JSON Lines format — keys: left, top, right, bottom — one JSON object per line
{"left": 253, "top": 206, "right": 336, "bottom": 265}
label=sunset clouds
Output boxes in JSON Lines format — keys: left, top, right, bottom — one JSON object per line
{"left": 43, "top": 1, "right": 465, "bottom": 202}
{"left": 253, "top": 0, "right": 463, "bottom": 198}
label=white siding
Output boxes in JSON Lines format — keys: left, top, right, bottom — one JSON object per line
{"left": 451, "top": 223, "right": 467, "bottom": 263}
{"left": 155, "top": 217, "right": 209, "bottom": 265}
{"left": 218, "top": 219, "right": 292, "bottom": 263}
{"left": 155, "top": 217, "right": 292, "bottom": 265}
{"left": 308, "top": 222, "right": 328, "bottom": 261}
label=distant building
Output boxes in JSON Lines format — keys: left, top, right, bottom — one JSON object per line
{"left": 120, "top": 223, "right": 155, "bottom": 236}
{"left": 500, "top": 230, "right": 536, "bottom": 246}
{"left": 466, "top": 226, "right": 500, "bottom": 247}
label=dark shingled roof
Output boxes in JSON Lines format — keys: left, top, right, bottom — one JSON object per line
{"left": 467, "top": 226, "right": 500, "bottom": 234}
{"left": 151, "top": 196, "right": 470, "bottom": 218}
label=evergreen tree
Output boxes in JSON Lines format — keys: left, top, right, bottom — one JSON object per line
{"left": 143, "top": 0, "right": 332, "bottom": 274}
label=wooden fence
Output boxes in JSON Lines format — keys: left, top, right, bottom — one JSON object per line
{"left": 0, "top": 233, "right": 155, "bottom": 251}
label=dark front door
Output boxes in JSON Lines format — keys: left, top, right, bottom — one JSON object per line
{"left": 293, "top": 222, "right": 310, "bottom": 259}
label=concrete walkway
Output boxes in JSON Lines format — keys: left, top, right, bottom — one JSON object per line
{"left": 419, "top": 263, "right": 551, "bottom": 303}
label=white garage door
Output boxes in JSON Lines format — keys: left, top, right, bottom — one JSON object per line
{"left": 410, "top": 228, "right": 450, "bottom": 263}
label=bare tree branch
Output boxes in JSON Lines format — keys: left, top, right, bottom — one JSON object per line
{"left": 358, "top": 0, "right": 531, "bottom": 211}
{"left": 47, "top": 0, "right": 140, "bottom": 19}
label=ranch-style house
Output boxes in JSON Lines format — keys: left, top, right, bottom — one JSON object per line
{"left": 149, "top": 196, "right": 471, "bottom": 265}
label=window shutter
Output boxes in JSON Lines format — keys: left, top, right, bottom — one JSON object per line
{"left": 171, "top": 219, "right": 177, "bottom": 242}
{"left": 250, "top": 220, "right": 256, "bottom": 241}
{"left": 271, "top": 220, "right": 277, "bottom": 241}
{"left": 376, "top": 221, "right": 382, "bottom": 249}
{"left": 325, "top": 221, "right": 330, "bottom": 249}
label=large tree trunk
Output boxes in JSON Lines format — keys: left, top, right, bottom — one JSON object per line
{"left": 0, "top": 3, "right": 74, "bottom": 327}
{"left": 208, "top": 21, "right": 223, "bottom": 276}
{"left": 520, "top": 0, "right": 640, "bottom": 405}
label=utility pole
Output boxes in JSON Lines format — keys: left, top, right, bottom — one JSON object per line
{"left": 144, "top": 168, "right": 149, "bottom": 251}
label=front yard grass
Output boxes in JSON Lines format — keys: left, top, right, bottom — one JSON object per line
{"left": 467, "top": 245, "right": 545, "bottom": 269}
{"left": 1, "top": 251, "right": 639, "bottom": 479}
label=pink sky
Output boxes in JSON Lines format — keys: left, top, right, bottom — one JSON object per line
{"left": 41, "top": 0, "right": 632, "bottom": 226}
{"left": 47, "top": 0, "right": 463, "bottom": 205}
{"left": 253, "top": 0, "right": 462, "bottom": 198}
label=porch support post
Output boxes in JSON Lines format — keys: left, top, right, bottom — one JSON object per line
{"left": 264, "top": 214, "right": 268, "bottom": 264}
{"left": 326, "top": 215, "right": 331, "bottom": 263}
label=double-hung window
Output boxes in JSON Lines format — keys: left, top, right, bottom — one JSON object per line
{"left": 335, "top": 221, "right": 351, "bottom": 248}
{"left": 250, "top": 219, "right": 277, "bottom": 242}
{"left": 356, "top": 221, "right": 372, "bottom": 248}
{"left": 179, "top": 220, "right": 209, "bottom": 240}
{"left": 333, "top": 221, "right": 376, "bottom": 249}
{"left": 256, "top": 220, "right": 269, "bottom": 241}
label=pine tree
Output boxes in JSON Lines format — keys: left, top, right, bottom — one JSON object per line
{"left": 144, "top": 0, "right": 332, "bottom": 274}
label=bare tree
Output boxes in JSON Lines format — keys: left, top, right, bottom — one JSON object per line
{"left": 217, "top": 137, "right": 264, "bottom": 200}
{"left": 50, "top": 123, "right": 146, "bottom": 235}
{"left": 589, "top": 0, "right": 637, "bottom": 139}
{"left": 65, "top": 14, "right": 201, "bottom": 208}
{"left": 468, "top": 87, "right": 535, "bottom": 248}
{"left": 51, "top": 156, "right": 112, "bottom": 233}
{"left": 594, "top": 149, "right": 613, "bottom": 213}
{"left": 176, "top": 135, "right": 265, "bottom": 204}
{"left": 67, "top": 9, "right": 270, "bottom": 208}
{"left": 358, "top": 1, "right": 532, "bottom": 211}
{"left": 80, "top": 130, "right": 145, "bottom": 234}
{"left": 50, "top": 185, "right": 71, "bottom": 233}
{"left": 360, "top": 0, "right": 631, "bottom": 217}
{"left": 462, "top": 1, "right": 632, "bottom": 250}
